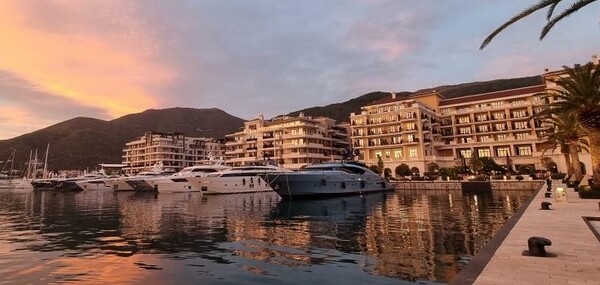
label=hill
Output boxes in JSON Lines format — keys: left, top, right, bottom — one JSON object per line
{"left": 287, "top": 75, "right": 543, "bottom": 122}
{"left": 0, "top": 108, "right": 244, "bottom": 171}
{"left": 287, "top": 91, "right": 408, "bottom": 123}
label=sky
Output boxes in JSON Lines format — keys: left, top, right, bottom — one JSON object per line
{"left": 0, "top": 1, "right": 599, "bottom": 140}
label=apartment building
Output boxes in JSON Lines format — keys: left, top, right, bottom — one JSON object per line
{"left": 350, "top": 92, "right": 442, "bottom": 172}
{"left": 225, "top": 113, "right": 351, "bottom": 169}
{"left": 122, "top": 132, "right": 225, "bottom": 175}
{"left": 350, "top": 70, "right": 594, "bottom": 175}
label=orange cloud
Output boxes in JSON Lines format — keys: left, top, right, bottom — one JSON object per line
{"left": 0, "top": 1, "right": 174, "bottom": 118}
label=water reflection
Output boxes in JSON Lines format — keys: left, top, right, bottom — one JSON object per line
{"left": 0, "top": 188, "right": 534, "bottom": 284}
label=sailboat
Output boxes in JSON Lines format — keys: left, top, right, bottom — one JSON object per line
{"left": 0, "top": 149, "right": 33, "bottom": 190}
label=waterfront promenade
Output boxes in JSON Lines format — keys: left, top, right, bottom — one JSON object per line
{"left": 452, "top": 183, "right": 600, "bottom": 284}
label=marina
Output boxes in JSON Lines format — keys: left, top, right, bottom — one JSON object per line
{"left": 0, "top": 184, "right": 536, "bottom": 284}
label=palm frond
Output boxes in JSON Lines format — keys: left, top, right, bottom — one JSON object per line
{"left": 480, "top": 0, "right": 560, "bottom": 49}
{"left": 541, "top": 0, "right": 598, "bottom": 39}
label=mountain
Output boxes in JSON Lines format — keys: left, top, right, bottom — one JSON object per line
{"left": 287, "top": 91, "right": 409, "bottom": 123}
{"left": 0, "top": 108, "right": 244, "bottom": 171}
{"left": 287, "top": 75, "right": 543, "bottom": 123}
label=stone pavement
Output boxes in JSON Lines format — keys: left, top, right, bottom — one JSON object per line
{"left": 455, "top": 182, "right": 600, "bottom": 284}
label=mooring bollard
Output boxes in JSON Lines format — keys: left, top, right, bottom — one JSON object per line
{"left": 541, "top": 201, "right": 552, "bottom": 210}
{"left": 527, "top": 237, "right": 552, "bottom": 257}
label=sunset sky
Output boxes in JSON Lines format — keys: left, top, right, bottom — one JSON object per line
{"left": 0, "top": 1, "right": 598, "bottom": 140}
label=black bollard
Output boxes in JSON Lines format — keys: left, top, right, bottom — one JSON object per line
{"left": 527, "top": 237, "right": 552, "bottom": 257}
{"left": 544, "top": 192, "right": 552, "bottom": 198}
{"left": 541, "top": 201, "right": 552, "bottom": 210}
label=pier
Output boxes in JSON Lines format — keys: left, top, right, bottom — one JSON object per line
{"left": 451, "top": 182, "right": 600, "bottom": 284}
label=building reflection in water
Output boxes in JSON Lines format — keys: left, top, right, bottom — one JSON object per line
{"left": 0, "top": 188, "right": 533, "bottom": 284}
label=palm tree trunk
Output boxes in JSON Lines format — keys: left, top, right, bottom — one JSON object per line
{"left": 563, "top": 151, "right": 573, "bottom": 178}
{"left": 569, "top": 142, "right": 582, "bottom": 181}
{"left": 587, "top": 128, "right": 600, "bottom": 187}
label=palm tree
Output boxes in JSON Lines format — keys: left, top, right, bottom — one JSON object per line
{"left": 541, "top": 63, "right": 600, "bottom": 184}
{"left": 480, "top": 0, "right": 598, "bottom": 49}
{"left": 538, "top": 113, "right": 589, "bottom": 180}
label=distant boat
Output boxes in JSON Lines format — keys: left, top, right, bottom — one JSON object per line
{"left": 107, "top": 162, "right": 171, "bottom": 191}
{"left": 262, "top": 161, "right": 395, "bottom": 200}
{"left": 143, "top": 160, "right": 230, "bottom": 193}
{"left": 188, "top": 161, "right": 291, "bottom": 195}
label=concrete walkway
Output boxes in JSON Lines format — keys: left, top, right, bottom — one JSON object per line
{"left": 456, "top": 183, "right": 600, "bottom": 284}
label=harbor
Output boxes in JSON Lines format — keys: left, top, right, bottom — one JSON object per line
{"left": 0, "top": 183, "right": 537, "bottom": 284}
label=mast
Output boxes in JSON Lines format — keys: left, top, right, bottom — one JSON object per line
{"left": 43, "top": 143, "right": 50, "bottom": 179}
{"left": 25, "top": 150, "right": 32, "bottom": 179}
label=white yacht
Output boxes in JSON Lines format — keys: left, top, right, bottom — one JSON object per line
{"left": 75, "top": 174, "right": 120, "bottom": 191}
{"left": 187, "top": 162, "right": 290, "bottom": 195}
{"left": 143, "top": 161, "right": 230, "bottom": 193}
{"left": 105, "top": 163, "right": 170, "bottom": 191}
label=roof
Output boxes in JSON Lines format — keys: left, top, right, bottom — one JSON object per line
{"left": 364, "top": 75, "right": 544, "bottom": 107}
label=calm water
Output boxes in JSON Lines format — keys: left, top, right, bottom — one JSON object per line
{"left": 0, "top": 188, "right": 534, "bottom": 284}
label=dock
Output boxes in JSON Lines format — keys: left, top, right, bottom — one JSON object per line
{"left": 451, "top": 182, "right": 600, "bottom": 284}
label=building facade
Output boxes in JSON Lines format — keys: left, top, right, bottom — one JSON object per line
{"left": 225, "top": 113, "right": 351, "bottom": 169}
{"left": 122, "top": 132, "right": 225, "bottom": 175}
{"left": 350, "top": 66, "right": 595, "bottom": 176}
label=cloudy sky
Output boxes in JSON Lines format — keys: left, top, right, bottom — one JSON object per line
{"left": 0, "top": 1, "right": 598, "bottom": 140}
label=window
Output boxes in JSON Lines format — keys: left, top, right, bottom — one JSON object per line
{"left": 407, "top": 134, "right": 415, "bottom": 142}
{"left": 512, "top": 110, "right": 527, "bottom": 118}
{"left": 394, "top": 150, "right": 403, "bottom": 158}
{"left": 479, "top": 135, "right": 492, "bottom": 142}
{"left": 496, "top": 134, "right": 508, "bottom": 141}
{"left": 491, "top": 101, "right": 504, "bottom": 108}
{"left": 515, "top": 133, "right": 528, "bottom": 140}
{"left": 385, "top": 151, "right": 391, "bottom": 158}
{"left": 405, "top": 122, "right": 415, "bottom": 130}
{"left": 493, "top": 112, "right": 505, "bottom": 120}
{"left": 517, "top": 146, "right": 532, "bottom": 156}
{"left": 460, "top": 149, "right": 472, "bottom": 159}
{"left": 511, "top": 100, "right": 526, "bottom": 106}
{"left": 494, "top": 123, "right": 506, "bottom": 131}
{"left": 477, "top": 125, "right": 489, "bottom": 133}
{"left": 441, "top": 108, "right": 450, "bottom": 115}
{"left": 476, "top": 114, "right": 488, "bottom": 122}
{"left": 409, "top": 148, "right": 418, "bottom": 158}
{"left": 496, "top": 147, "right": 510, "bottom": 157}
{"left": 478, "top": 148, "right": 491, "bottom": 157}
{"left": 514, "top": 121, "right": 529, "bottom": 129}
{"left": 458, "top": 116, "right": 471, "bottom": 124}
{"left": 459, "top": 127, "right": 471, "bottom": 134}
{"left": 375, "top": 151, "right": 382, "bottom": 158}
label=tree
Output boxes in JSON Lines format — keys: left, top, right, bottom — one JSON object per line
{"left": 540, "top": 156, "right": 556, "bottom": 172}
{"left": 376, "top": 155, "right": 385, "bottom": 177}
{"left": 396, "top": 163, "right": 410, "bottom": 177}
{"left": 469, "top": 152, "right": 483, "bottom": 174}
{"left": 537, "top": 112, "right": 589, "bottom": 180}
{"left": 480, "top": 0, "right": 598, "bottom": 49}
{"left": 540, "top": 63, "right": 600, "bottom": 185}
{"left": 427, "top": 162, "right": 440, "bottom": 173}
{"left": 410, "top": 166, "right": 420, "bottom": 176}
{"left": 369, "top": 165, "right": 381, "bottom": 174}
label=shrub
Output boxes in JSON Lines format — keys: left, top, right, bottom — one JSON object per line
{"left": 515, "top": 175, "right": 524, "bottom": 181}
{"left": 578, "top": 186, "right": 600, "bottom": 199}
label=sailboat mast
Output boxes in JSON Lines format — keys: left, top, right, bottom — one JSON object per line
{"left": 43, "top": 144, "right": 50, "bottom": 179}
